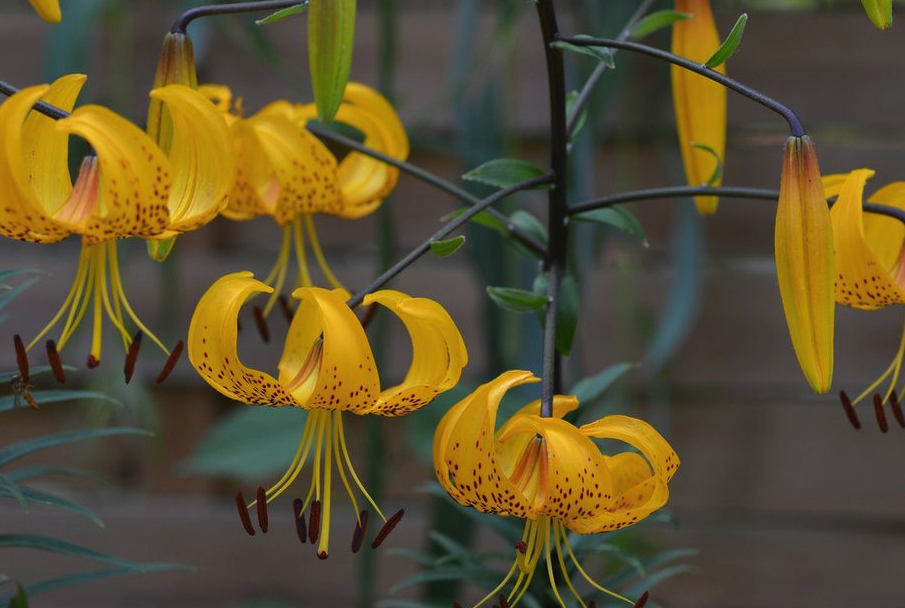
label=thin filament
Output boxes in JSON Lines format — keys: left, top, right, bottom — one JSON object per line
{"left": 304, "top": 214, "right": 345, "bottom": 290}
{"left": 263, "top": 225, "right": 292, "bottom": 317}
{"left": 318, "top": 410, "right": 334, "bottom": 556}
{"left": 108, "top": 242, "right": 169, "bottom": 354}
{"left": 89, "top": 243, "right": 105, "bottom": 361}
{"left": 854, "top": 317, "right": 905, "bottom": 405}
{"left": 560, "top": 521, "right": 634, "bottom": 605}
{"left": 58, "top": 246, "right": 97, "bottom": 349}
{"left": 553, "top": 522, "right": 587, "bottom": 608}
{"left": 332, "top": 410, "right": 362, "bottom": 519}
{"left": 27, "top": 244, "right": 90, "bottom": 351}
{"left": 292, "top": 217, "right": 313, "bottom": 289}
{"left": 335, "top": 411, "right": 386, "bottom": 520}
{"left": 97, "top": 244, "right": 132, "bottom": 350}
{"left": 544, "top": 522, "right": 569, "bottom": 608}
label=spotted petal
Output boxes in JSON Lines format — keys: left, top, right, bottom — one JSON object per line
{"left": 864, "top": 182, "right": 905, "bottom": 272}
{"left": 363, "top": 290, "right": 468, "bottom": 417}
{"left": 188, "top": 272, "right": 298, "bottom": 406}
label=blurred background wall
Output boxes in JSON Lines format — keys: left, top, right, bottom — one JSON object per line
{"left": 1, "top": 1, "right": 904, "bottom": 606}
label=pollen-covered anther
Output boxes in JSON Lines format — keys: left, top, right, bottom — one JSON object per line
{"left": 256, "top": 486, "right": 269, "bottom": 533}
{"left": 252, "top": 306, "right": 270, "bottom": 343}
{"left": 497, "top": 594, "right": 510, "bottom": 608}
{"left": 371, "top": 508, "right": 404, "bottom": 549}
{"left": 46, "top": 340, "right": 66, "bottom": 383}
{"left": 13, "top": 334, "right": 29, "bottom": 384}
{"left": 308, "top": 499, "right": 322, "bottom": 544}
{"left": 235, "top": 491, "right": 256, "bottom": 537}
{"left": 873, "top": 394, "right": 889, "bottom": 433}
{"left": 889, "top": 391, "right": 905, "bottom": 428}
{"left": 351, "top": 509, "right": 369, "bottom": 553}
{"left": 514, "top": 540, "right": 527, "bottom": 554}
{"left": 123, "top": 331, "right": 143, "bottom": 384}
{"left": 293, "top": 498, "right": 307, "bottom": 543}
{"left": 634, "top": 591, "right": 650, "bottom": 608}
{"left": 156, "top": 340, "right": 184, "bottom": 384}
{"left": 839, "top": 391, "right": 861, "bottom": 430}
{"left": 86, "top": 354, "right": 100, "bottom": 369}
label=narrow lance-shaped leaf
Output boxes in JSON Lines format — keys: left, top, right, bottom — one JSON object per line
{"left": 486, "top": 287, "right": 549, "bottom": 313}
{"left": 573, "top": 206, "right": 649, "bottom": 247}
{"left": 705, "top": 13, "right": 747, "bottom": 69}
{"left": 0, "top": 428, "right": 152, "bottom": 468}
{"left": 309, "top": 0, "right": 356, "bottom": 122}
{"left": 463, "top": 158, "right": 546, "bottom": 190}
{"left": 430, "top": 236, "right": 466, "bottom": 258}
{"left": 691, "top": 141, "right": 724, "bottom": 186}
{"left": 257, "top": 2, "right": 308, "bottom": 25}
{"left": 631, "top": 10, "right": 691, "bottom": 40}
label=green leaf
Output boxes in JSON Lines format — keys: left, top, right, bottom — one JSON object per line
{"left": 0, "top": 390, "right": 121, "bottom": 414}
{"left": 551, "top": 37, "right": 615, "bottom": 67}
{"left": 0, "top": 365, "right": 75, "bottom": 385}
{"left": 705, "top": 13, "right": 747, "bottom": 69}
{"left": 308, "top": 0, "right": 356, "bottom": 121}
{"left": 0, "top": 428, "right": 151, "bottom": 468}
{"left": 8, "top": 584, "right": 27, "bottom": 608}
{"left": 509, "top": 210, "right": 548, "bottom": 246}
{"left": 7, "top": 466, "right": 108, "bottom": 484}
{"left": 0, "top": 534, "right": 147, "bottom": 567}
{"left": 440, "top": 208, "right": 508, "bottom": 235}
{"left": 462, "top": 158, "right": 546, "bottom": 190}
{"left": 4, "top": 564, "right": 191, "bottom": 602}
{"left": 0, "top": 278, "right": 39, "bottom": 314}
{"left": 570, "top": 362, "right": 638, "bottom": 404}
{"left": 0, "top": 486, "right": 103, "bottom": 527}
{"left": 256, "top": 3, "right": 307, "bottom": 25}
{"left": 181, "top": 407, "right": 304, "bottom": 480}
{"left": 690, "top": 141, "right": 724, "bottom": 186}
{"left": 555, "top": 274, "right": 579, "bottom": 355}
{"left": 573, "top": 206, "right": 648, "bottom": 246}
{"left": 486, "top": 287, "right": 549, "bottom": 313}
{"left": 0, "top": 472, "right": 26, "bottom": 511}
{"left": 630, "top": 10, "right": 691, "bottom": 40}
{"left": 566, "top": 90, "right": 588, "bottom": 141}
{"left": 429, "top": 235, "right": 466, "bottom": 258}
{"left": 0, "top": 269, "right": 40, "bottom": 286}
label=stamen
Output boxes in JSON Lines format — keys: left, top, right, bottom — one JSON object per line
{"left": 371, "top": 508, "right": 404, "bottom": 549}
{"left": 308, "top": 499, "right": 322, "bottom": 543}
{"left": 156, "top": 340, "right": 184, "bottom": 384}
{"left": 498, "top": 594, "right": 510, "bottom": 608}
{"left": 253, "top": 306, "right": 270, "bottom": 342}
{"left": 515, "top": 541, "right": 528, "bottom": 554}
{"left": 351, "top": 510, "right": 369, "bottom": 553}
{"left": 86, "top": 354, "right": 100, "bottom": 369}
{"left": 293, "top": 498, "right": 307, "bottom": 543}
{"left": 634, "top": 591, "right": 650, "bottom": 608}
{"left": 873, "top": 394, "right": 889, "bottom": 433}
{"left": 123, "top": 331, "right": 143, "bottom": 384}
{"left": 839, "top": 391, "right": 861, "bottom": 430}
{"left": 279, "top": 295, "right": 294, "bottom": 323}
{"left": 46, "top": 340, "right": 66, "bottom": 383}
{"left": 890, "top": 391, "right": 905, "bottom": 428}
{"left": 13, "top": 335, "right": 28, "bottom": 383}
{"left": 235, "top": 491, "right": 256, "bottom": 536}
{"left": 318, "top": 550, "right": 328, "bottom": 560}
{"left": 256, "top": 486, "right": 269, "bottom": 533}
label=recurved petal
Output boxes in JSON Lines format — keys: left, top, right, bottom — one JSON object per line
{"left": 671, "top": 0, "right": 726, "bottom": 215}
{"left": 433, "top": 370, "right": 537, "bottom": 517}
{"left": 28, "top": 0, "right": 61, "bottom": 22}
{"left": 830, "top": 169, "right": 905, "bottom": 308}
{"left": 55, "top": 105, "right": 172, "bottom": 242}
{"left": 496, "top": 395, "right": 578, "bottom": 441}
{"left": 775, "top": 135, "right": 835, "bottom": 393}
{"left": 864, "top": 182, "right": 905, "bottom": 271}
{"left": 362, "top": 290, "right": 468, "bottom": 417}
{"left": 188, "top": 272, "right": 299, "bottom": 406}
{"left": 279, "top": 287, "right": 380, "bottom": 413}
{"left": 0, "top": 83, "right": 69, "bottom": 243}
{"left": 148, "top": 85, "right": 234, "bottom": 235}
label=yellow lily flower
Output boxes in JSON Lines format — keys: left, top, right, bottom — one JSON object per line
{"left": 27, "top": 0, "right": 61, "bottom": 22}
{"left": 201, "top": 83, "right": 409, "bottom": 327}
{"left": 671, "top": 0, "right": 727, "bottom": 215}
{"left": 188, "top": 271, "right": 467, "bottom": 557}
{"left": 434, "top": 370, "right": 678, "bottom": 608}
{"left": 0, "top": 74, "right": 232, "bottom": 379}
{"left": 823, "top": 169, "right": 905, "bottom": 427}
{"left": 775, "top": 135, "right": 834, "bottom": 394}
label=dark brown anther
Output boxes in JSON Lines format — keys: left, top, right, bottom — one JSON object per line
{"left": 588, "top": 603, "right": 597, "bottom": 608}
{"left": 889, "top": 391, "right": 905, "bottom": 428}
{"left": 497, "top": 594, "right": 510, "bottom": 608}
{"left": 514, "top": 540, "right": 528, "bottom": 554}
{"left": 156, "top": 340, "right": 184, "bottom": 384}
{"left": 13, "top": 334, "right": 28, "bottom": 384}
{"left": 235, "top": 491, "right": 255, "bottom": 537}
{"left": 293, "top": 498, "right": 307, "bottom": 543}
{"left": 633, "top": 591, "right": 650, "bottom": 608}
{"left": 252, "top": 306, "right": 270, "bottom": 342}
{"left": 351, "top": 509, "right": 369, "bottom": 553}
{"left": 371, "top": 508, "right": 404, "bottom": 549}
{"left": 317, "top": 550, "right": 328, "bottom": 560}
{"left": 873, "top": 394, "right": 889, "bottom": 433}
{"left": 86, "top": 354, "right": 100, "bottom": 369}
{"left": 123, "top": 331, "right": 143, "bottom": 384}
{"left": 359, "top": 303, "right": 379, "bottom": 330}
{"left": 46, "top": 340, "right": 65, "bottom": 383}
{"left": 308, "top": 499, "right": 322, "bottom": 544}
{"left": 256, "top": 486, "right": 268, "bottom": 533}
{"left": 279, "top": 295, "right": 294, "bottom": 324}
{"left": 839, "top": 391, "right": 861, "bottom": 430}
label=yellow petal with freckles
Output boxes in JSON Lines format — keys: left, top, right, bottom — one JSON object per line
{"left": 830, "top": 169, "right": 905, "bottom": 308}
{"left": 671, "top": 0, "right": 726, "bottom": 215}
{"left": 864, "top": 182, "right": 905, "bottom": 271}
{"left": 188, "top": 272, "right": 299, "bottom": 406}
{"left": 28, "top": 0, "right": 61, "bottom": 22}
{"left": 433, "top": 370, "right": 537, "bottom": 518}
{"left": 363, "top": 290, "right": 468, "bottom": 417}
{"left": 775, "top": 135, "right": 834, "bottom": 393}
{"left": 0, "top": 83, "right": 69, "bottom": 243}
{"left": 148, "top": 85, "right": 234, "bottom": 236}
{"left": 55, "top": 105, "right": 172, "bottom": 242}
{"left": 280, "top": 287, "right": 380, "bottom": 413}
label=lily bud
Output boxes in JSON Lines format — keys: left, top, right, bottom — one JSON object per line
{"left": 309, "top": 0, "right": 356, "bottom": 122}
{"left": 861, "top": 0, "right": 892, "bottom": 30}
{"left": 775, "top": 135, "right": 834, "bottom": 393}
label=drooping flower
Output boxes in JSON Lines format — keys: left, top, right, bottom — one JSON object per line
{"left": 0, "top": 74, "right": 233, "bottom": 380}
{"left": 434, "top": 370, "right": 678, "bottom": 608}
{"left": 188, "top": 271, "right": 467, "bottom": 557}
{"left": 671, "top": 0, "right": 727, "bottom": 215}
{"left": 775, "top": 135, "right": 835, "bottom": 394}
{"left": 27, "top": 0, "right": 61, "bottom": 22}
{"left": 823, "top": 169, "right": 905, "bottom": 428}
{"left": 201, "top": 82, "right": 409, "bottom": 328}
